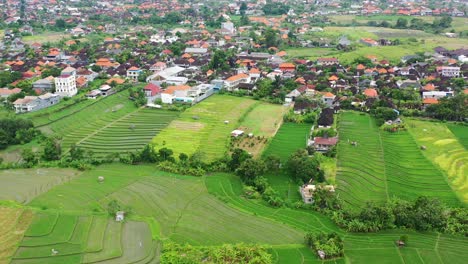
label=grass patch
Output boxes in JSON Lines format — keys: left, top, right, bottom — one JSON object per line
{"left": 22, "top": 32, "right": 70, "bottom": 44}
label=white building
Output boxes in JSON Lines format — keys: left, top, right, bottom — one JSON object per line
{"left": 54, "top": 67, "right": 77, "bottom": 97}
{"left": 126, "top": 66, "right": 142, "bottom": 82}
{"left": 161, "top": 84, "right": 214, "bottom": 104}
{"left": 437, "top": 66, "right": 460, "bottom": 77}
{"left": 422, "top": 91, "right": 454, "bottom": 99}
{"left": 115, "top": 211, "right": 124, "bottom": 222}
{"left": 224, "top": 73, "right": 251, "bottom": 91}
{"left": 299, "top": 184, "right": 335, "bottom": 204}
{"left": 13, "top": 93, "right": 60, "bottom": 113}
{"left": 221, "top": 22, "right": 236, "bottom": 35}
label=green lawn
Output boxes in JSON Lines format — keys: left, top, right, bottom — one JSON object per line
{"left": 22, "top": 32, "right": 70, "bottom": 44}
{"left": 152, "top": 95, "right": 259, "bottom": 161}
{"left": 262, "top": 122, "right": 311, "bottom": 162}
{"left": 0, "top": 168, "right": 80, "bottom": 204}
{"left": 406, "top": 120, "right": 468, "bottom": 204}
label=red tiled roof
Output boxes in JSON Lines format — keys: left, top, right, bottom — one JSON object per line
{"left": 143, "top": 83, "right": 162, "bottom": 96}
{"left": 314, "top": 137, "right": 338, "bottom": 146}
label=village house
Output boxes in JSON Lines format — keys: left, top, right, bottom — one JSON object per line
{"left": 147, "top": 66, "right": 186, "bottom": 83}
{"left": 115, "top": 211, "right": 124, "bottom": 222}
{"left": 32, "top": 76, "right": 54, "bottom": 92}
{"left": 13, "top": 93, "right": 60, "bottom": 113}
{"left": 161, "top": 85, "right": 191, "bottom": 104}
{"left": 143, "top": 83, "right": 162, "bottom": 98}
{"left": 85, "top": 89, "right": 101, "bottom": 99}
{"left": 313, "top": 136, "right": 338, "bottom": 152}
{"left": 126, "top": 66, "right": 142, "bottom": 82}
{"left": 317, "top": 58, "right": 339, "bottom": 66}
{"left": 150, "top": 62, "right": 167, "bottom": 73}
{"left": 0, "top": 88, "right": 21, "bottom": 98}
{"left": 422, "top": 97, "right": 439, "bottom": 109}
{"left": 224, "top": 73, "right": 251, "bottom": 91}
{"left": 363, "top": 88, "right": 378, "bottom": 98}
{"left": 299, "top": 184, "right": 335, "bottom": 204}
{"left": 360, "top": 38, "right": 379, "bottom": 47}
{"left": 437, "top": 66, "right": 460, "bottom": 77}
{"left": 99, "top": 84, "right": 114, "bottom": 97}
{"left": 161, "top": 84, "right": 215, "bottom": 105}
{"left": 279, "top": 62, "right": 296, "bottom": 72}
{"left": 422, "top": 91, "right": 454, "bottom": 99}
{"left": 321, "top": 92, "right": 336, "bottom": 107}
{"left": 54, "top": 67, "right": 77, "bottom": 97}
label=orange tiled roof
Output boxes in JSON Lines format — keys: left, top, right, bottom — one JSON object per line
{"left": 227, "top": 73, "right": 249, "bottom": 82}
{"left": 279, "top": 62, "right": 295, "bottom": 68}
{"left": 163, "top": 85, "right": 190, "bottom": 94}
{"left": 106, "top": 78, "right": 125, "bottom": 85}
{"left": 423, "top": 98, "right": 438, "bottom": 104}
{"left": 364, "top": 88, "right": 378, "bottom": 98}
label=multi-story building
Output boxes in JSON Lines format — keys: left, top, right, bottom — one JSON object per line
{"left": 54, "top": 67, "right": 77, "bottom": 97}
{"left": 127, "top": 66, "right": 142, "bottom": 82}
{"left": 224, "top": 73, "right": 251, "bottom": 91}
{"left": 13, "top": 93, "right": 60, "bottom": 113}
{"left": 437, "top": 66, "right": 460, "bottom": 77}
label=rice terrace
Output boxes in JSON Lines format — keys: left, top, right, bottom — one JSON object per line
{"left": 1, "top": 0, "right": 468, "bottom": 263}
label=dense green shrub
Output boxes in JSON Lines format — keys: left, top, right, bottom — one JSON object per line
{"left": 304, "top": 232, "right": 344, "bottom": 259}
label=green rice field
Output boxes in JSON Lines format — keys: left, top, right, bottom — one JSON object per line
{"left": 28, "top": 164, "right": 303, "bottom": 246}
{"left": 11, "top": 211, "right": 156, "bottom": 264}
{"left": 406, "top": 120, "right": 468, "bottom": 203}
{"left": 75, "top": 108, "right": 178, "bottom": 156}
{"left": 447, "top": 124, "right": 468, "bottom": 149}
{"left": 0, "top": 168, "right": 80, "bottom": 204}
{"left": 336, "top": 112, "right": 462, "bottom": 207}
{"left": 262, "top": 122, "right": 311, "bottom": 162}
{"left": 26, "top": 91, "right": 177, "bottom": 156}
{"left": 152, "top": 95, "right": 259, "bottom": 161}
{"left": 0, "top": 207, "right": 32, "bottom": 264}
